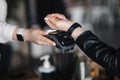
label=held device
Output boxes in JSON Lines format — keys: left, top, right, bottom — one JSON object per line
{"left": 46, "top": 30, "right": 75, "bottom": 53}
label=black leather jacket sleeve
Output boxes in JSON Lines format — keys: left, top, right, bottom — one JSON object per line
{"left": 75, "top": 31, "right": 120, "bottom": 76}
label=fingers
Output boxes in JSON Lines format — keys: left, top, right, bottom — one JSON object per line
{"left": 25, "top": 29, "right": 56, "bottom": 46}
{"left": 36, "top": 29, "right": 48, "bottom": 35}
{"left": 46, "top": 13, "right": 67, "bottom": 20}
{"left": 35, "top": 34, "right": 56, "bottom": 46}
{"left": 45, "top": 13, "right": 66, "bottom": 30}
{"left": 44, "top": 17, "right": 57, "bottom": 29}
{"left": 44, "top": 13, "right": 67, "bottom": 26}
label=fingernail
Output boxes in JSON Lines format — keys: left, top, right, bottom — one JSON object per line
{"left": 53, "top": 43, "right": 56, "bottom": 46}
{"left": 45, "top": 31, "right": 49, "bottom": 35}
{"left": 59, "top": 16, "right": 67, "bottom": 20}
{"left": 44, "top": 18, "right": 49, "bottom": 20}
{"left": 59, "top": 16, "right": 64, "bottom": 19}
{"left": 51, "top": 14, "right": 54, "bottom": 16}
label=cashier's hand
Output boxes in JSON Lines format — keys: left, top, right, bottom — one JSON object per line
{"left": 13, "top": 28, "right": 56, "bottom": 46}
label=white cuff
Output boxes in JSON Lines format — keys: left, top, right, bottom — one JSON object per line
{"left": 1, "top": 22, "right": 16, "bottom": 42}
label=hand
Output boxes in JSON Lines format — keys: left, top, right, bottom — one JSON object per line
{"left": 44, "top": 13, "right": 84, "bottom": 39}
{"left": 13, "top": 28, "right": 56, "bottom": 46}
{"left": 44, "top": 13, "right": 74, "bottom": 32}
{"left": 24, "top": 28, "right": 56, "bottom": 46}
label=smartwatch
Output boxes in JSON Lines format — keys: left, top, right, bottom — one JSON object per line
{"left": 16, "top": 28, "right": 25, "bottom": 41}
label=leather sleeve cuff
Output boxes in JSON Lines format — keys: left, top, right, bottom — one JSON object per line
{"left": 75, "top": 31, "right": 99, "bottom": 49}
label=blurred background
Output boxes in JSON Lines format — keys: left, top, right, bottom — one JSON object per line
{"left": 1, "top": 0, "right": 120, "bottom": 80}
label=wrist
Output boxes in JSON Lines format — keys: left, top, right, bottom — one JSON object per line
{"left": 71, "top": 27, "right": 84, "bottom": 40}
{"left": 65, "top": 21, "right": 74, "bottom": 31}
{"left": 22, "top": 29, "right": 30, "bottom": 42}
{"left": 67, "top": 23, "right": 81, "bottom": 37}
{"left": 17, "top": 28, "right": 26, "bottom": 41}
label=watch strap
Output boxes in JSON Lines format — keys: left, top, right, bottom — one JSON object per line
{"left": 67, "top": 23, "right": 81, "bottom": 37}
{"left": 17, "top": 28, "right": 25, "bottom": 41}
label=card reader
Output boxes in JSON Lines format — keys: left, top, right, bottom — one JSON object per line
{"left": 46, "top": 30, "right": 75, "bottom": 53}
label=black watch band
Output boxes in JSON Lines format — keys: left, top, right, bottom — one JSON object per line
{"left": 16, "top": 28, "right": 25, "bottom": 41}
{"left": 67, "top": 23, "right": 81, "bottom": 37}
{"left": 17, "top": 34, "right": 24, "bottom": 41}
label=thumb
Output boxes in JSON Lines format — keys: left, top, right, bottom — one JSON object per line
{"left": 50, "top": 17, "right": 59, "bottom": 24}
{"left": 44, "top": 17, "right": 57, "bottom": 29}
{"left": 45, "top": 17, "right": 59, "bottom": 26}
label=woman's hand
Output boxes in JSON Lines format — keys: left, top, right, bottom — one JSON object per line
{"left": 13, "top": 28, "right": 56, "bottom": 46}
{"left": 44, "top": 13, "right": 84, "bottom": 39}
{"left": 44, "top": 13, "right": 74, "bottom": 32}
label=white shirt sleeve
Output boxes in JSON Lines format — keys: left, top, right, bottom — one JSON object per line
{"left": 0, "top": 22, "right": 16, "bottom": 42}
{"left": 0, "top": 0, "right": 7, "bottom": 22}
{"left": 0, "top": 0, "right": 16, "bottom": 43}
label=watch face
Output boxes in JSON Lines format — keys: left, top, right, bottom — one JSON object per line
{"left": 17, "top": 34, "right": 24, "bottom": 41}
